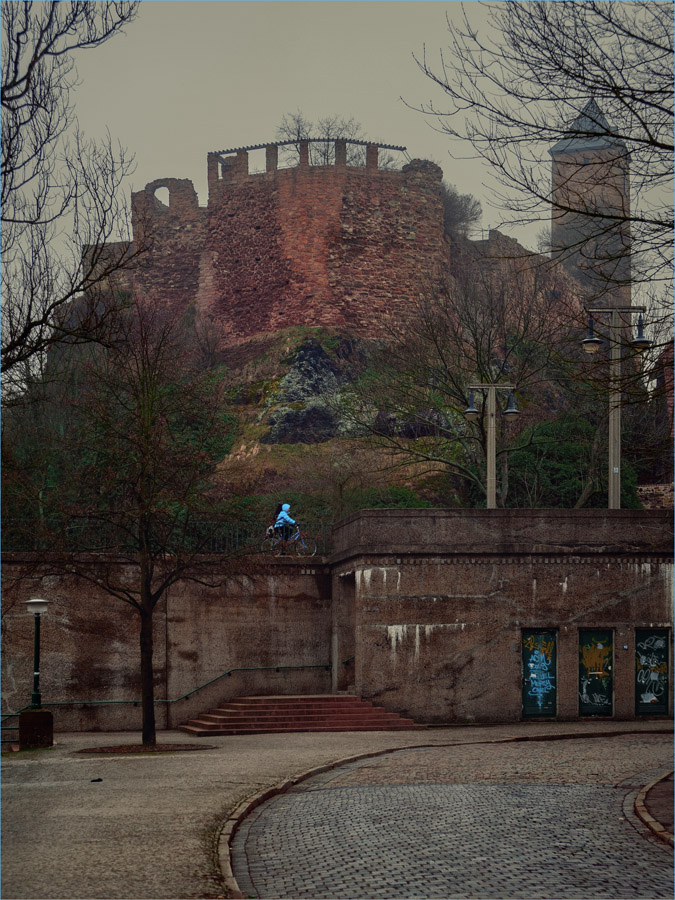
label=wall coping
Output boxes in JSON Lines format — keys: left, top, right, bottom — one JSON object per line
{"left": 329, "top": 508, "right": 674, "bottom": 565}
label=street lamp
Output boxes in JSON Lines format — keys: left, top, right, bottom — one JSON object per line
{"left": 463, "top": 384, "right": 520, "bottom": 509}
{"left": 581, "top": 306, "right": 651, "bottom": 509}
{"left": 25, "top": 598, "right": 48, "bottom": 708}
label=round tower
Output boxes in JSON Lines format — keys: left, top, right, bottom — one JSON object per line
{"left": 128, "top": 140, "right": 447, "bottom": 351}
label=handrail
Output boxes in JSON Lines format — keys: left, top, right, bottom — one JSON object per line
{"left": 3, "top": 663, "right": 331, "bottom": 713}
{"left": 1, "top": 656, "right": 356, "bottom": 717}
{"left": 1, "top": 706, "right": 30, "bottom": 724}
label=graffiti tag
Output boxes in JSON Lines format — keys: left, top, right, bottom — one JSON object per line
{"left": 527, "top": 648, "right": 555, "bottom": 710}
{"left": 637, "top": 635, "right": 668, "bottom": 704}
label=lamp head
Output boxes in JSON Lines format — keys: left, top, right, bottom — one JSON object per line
{"left": 463, "top": 390, "right": 480, "bottom": 423}
{"left": 630, "top": 314, "right": 652, "bottom": 353}
{"left": 581, "top": 314, "right": 603, "bottom": 355}
{"left": 503, "top": 390, "right": 520, "bottom": 418}
{"left": 25, "top": 598, "right": 48, "bottom": 615}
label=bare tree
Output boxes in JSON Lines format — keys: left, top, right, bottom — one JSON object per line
{"left": 335, "top": 252, "right": 580, "bottom": 507}
{"left": 441, "top": 182, "right": 482, "bottom": 238}
{"left": 276, "top": 110, "right": 398, "bottom": 169}
{"left": 1, "top": 1, "right": 141, "bottom": 390}
{"left": 414, "top": 1, "right": 674, "bottom": 292}
{"left": 3, "top": 298, "right": 237, "bottom": 746}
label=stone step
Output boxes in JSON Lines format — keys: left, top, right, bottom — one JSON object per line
{"left": 189, "top": 715, "right": 414, "bottom": 729}
{"left": 179, "top": 722, "right": 427, "bottom": 736}
{"left": 225, "top": 695, "right": 365, "bottom": 704}
{"left": 199, "top": 711, "right": 405, "bottom": 724}
{"left": 207, "top": 703, "right": 385, "bottom": 717}
{"left": 178, "top": 694, "right": 426, "bottom": 737}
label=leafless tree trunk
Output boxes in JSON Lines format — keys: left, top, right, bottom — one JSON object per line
{"left": 1, "top": 1, "right": 142, "bottom": 392}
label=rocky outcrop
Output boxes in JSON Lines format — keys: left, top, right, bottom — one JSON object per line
{"left": 261, "top": 338, "right": 362, "bottom": 444}
{"left": 262, "top": 400, "right": 339, "bottom": 445}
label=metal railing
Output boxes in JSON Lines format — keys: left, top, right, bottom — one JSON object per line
{"left": 2, "top": 519, "right": 333, "bottom": 555}
{"left": 0, "top": 656, "right": 355, "bottom": 724}
{"left": 1, "top": 707, "right": 29, "bottom": 745}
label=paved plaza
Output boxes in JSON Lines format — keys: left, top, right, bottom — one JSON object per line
{"left": 1, "top": 723, "right": 672, "bottom": 899}
{"left": 233, "top": 735, "right": 673, "bottom": 899}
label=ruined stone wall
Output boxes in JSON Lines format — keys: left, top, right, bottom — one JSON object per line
{"left": 125, "top": 147, "right": 446, "bottom": 348}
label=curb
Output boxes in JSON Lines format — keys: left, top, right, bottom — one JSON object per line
{"left": 217, "top": 748, "right": 398, "bottom": 899}
{"left": 634, "top": 769, "right": 674, "bottom": 847}
{"left": 217, "top": 726, "right": 672, "bottom": 898}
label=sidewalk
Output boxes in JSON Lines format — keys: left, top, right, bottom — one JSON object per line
{"left": 2, "top": 720, "right": 672, "bottom": 900}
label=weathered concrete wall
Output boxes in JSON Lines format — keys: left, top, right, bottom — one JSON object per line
{"left": 1, "top": 559, "right": 331, "bottom": 731}
{"left": 331, "top": 510, "right": 674, "bottom": 724}
{"left": 3, "top": 511, "right": 672, "bottom": 731}
{"left": 163, "top": 562, "right": 332, "bottom": 726}
{"left": 1, "top": 566, "right": 168, "bottom": 732}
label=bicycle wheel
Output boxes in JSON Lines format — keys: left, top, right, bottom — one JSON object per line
{"left": 294, "top": 533, "right": 317, "bottom": 557}
{"left": 260, "top": 536, "right": 275, "bottom": 553}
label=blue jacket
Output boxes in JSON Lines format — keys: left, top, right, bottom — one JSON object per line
{"left": 275, "top": 504, "right": 295, "bottom": 528}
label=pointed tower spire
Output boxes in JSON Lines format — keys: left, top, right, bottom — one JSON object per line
{"left": 549, "top": 99, "right": 626, "bottom": 155}
{"left": 548, "top": 99, "right": 631, "bottom": 305}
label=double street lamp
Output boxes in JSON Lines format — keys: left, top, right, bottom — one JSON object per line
{"left": 581, "top": 306, "right": 651, "bottom": 509}
{"left": 463, "top": 384, "right": 520, "bottom": 509}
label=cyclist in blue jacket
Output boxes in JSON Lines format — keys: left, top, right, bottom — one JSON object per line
{"left": 274, "top": 503, "right": 295, "bottom": 541}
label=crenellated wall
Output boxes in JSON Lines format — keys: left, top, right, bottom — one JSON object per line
{"left": 121, "top": 143, "right": 447, "bottom": 348}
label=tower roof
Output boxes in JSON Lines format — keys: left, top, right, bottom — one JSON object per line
{"left": 549, "top": 99, "right": 627, "bottom": 155}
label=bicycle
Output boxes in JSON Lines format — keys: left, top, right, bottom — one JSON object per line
{"left": 261, "top": 526, "right": 317, "bottom": 557}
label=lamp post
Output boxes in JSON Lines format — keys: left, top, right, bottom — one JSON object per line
{"left": 25, "top": 598, "right": 49, "bottom": 708}
{"left": 19, "top": 598, "right": 53, "bottom": 749}
{"left": 464, "top": 384, "right": 520, "bottom": 509}
{"left": 581, "top": 306, "right": 651, "bottom": 509}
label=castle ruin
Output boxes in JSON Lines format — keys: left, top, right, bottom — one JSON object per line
{"left": 121, "top": 140, "right": 448, "bottom": 349}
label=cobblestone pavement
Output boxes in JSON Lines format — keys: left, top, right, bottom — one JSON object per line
{"left": 232, "top": 734, "right": 673, "bottom": 900}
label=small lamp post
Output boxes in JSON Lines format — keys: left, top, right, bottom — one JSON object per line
{"left": 463, "top": 384, "right": 520, "bottom": 509}
{"left": 25, "top": 598, "right": 49, "bottom": 708}
{"left": 19, "top": 598, "right": 53, "bottom": 749}
{"left": 581, "top": 306, "right": 651, "bottom": 509}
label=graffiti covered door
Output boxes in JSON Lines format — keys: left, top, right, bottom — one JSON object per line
{"left": 635, "top": 629, "right": 669, "bottom": 716}
{"left": 522, "top": 630, "right": 557, "bottom": 717}
{"left": 579, "top": 629, "right": 613, "bottom": 716}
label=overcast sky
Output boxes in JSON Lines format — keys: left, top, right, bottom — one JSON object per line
{"left": 73, "top": 1, "right": 546, "bottom": 247}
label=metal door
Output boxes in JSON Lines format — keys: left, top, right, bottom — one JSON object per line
{"left": 579, "top": 629, "right": 613, "bottom": 716}
{"left": 635, "top": 629, "right": 669, "bottom": 716}
{"left": 522, "top": 630, "right": 557, "bottom": 717}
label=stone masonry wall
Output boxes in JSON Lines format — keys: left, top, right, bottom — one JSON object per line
{"left": 124, "top": 148, "right": 446, "bottom": 348}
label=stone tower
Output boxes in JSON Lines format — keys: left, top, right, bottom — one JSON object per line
{"left": 549, "top": 99, "right": 631, "bottom": 305}
{"left": 120, "top": 141, "right": 447, "bottom": 353}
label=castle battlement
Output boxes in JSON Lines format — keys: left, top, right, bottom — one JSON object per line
{"left": 127, "top": 145, "right": 447, "bottom": 348}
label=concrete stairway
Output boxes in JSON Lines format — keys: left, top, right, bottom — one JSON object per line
{"left": 178, "top": 694, "right": 427, "bottom": 736}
